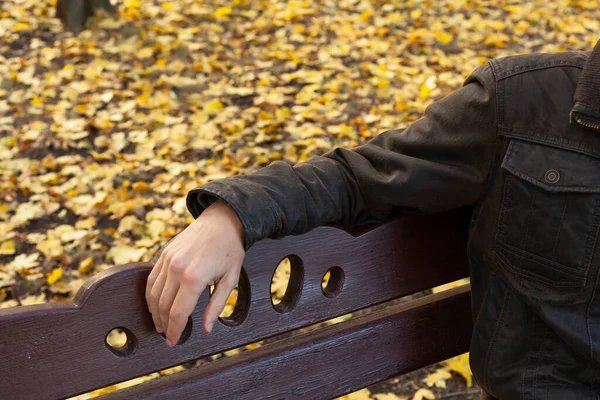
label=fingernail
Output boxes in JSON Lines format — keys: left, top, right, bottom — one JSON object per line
{"left": 156, "top": 326, "right": 163, "bottom": 334}
{"left": 207, "top": 322, "right": 214, "bottom": 333}
{"left": 166, "top": 339, "right": 175, "bottom": 347}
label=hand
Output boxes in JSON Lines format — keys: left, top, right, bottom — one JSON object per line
{"left": 145, "top": 199, "right": 245, "bottom": 346}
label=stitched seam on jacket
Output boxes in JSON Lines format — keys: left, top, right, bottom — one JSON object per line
{"left": 552, "top": 198, "right": 568, "bottom": 260}
{"left": 533, "top": 320, "right": 550, "bottom": 400}
{"left": 494, "top": 247, "right": 584, "bottom": 288}
{"left": 494, "top": 60, "right": 585, "bottom": 81}
{"left": 483, "top": 286, "right": 510, "bottom": 390}
{"left": 585, "top": 211, "right": 600, "bottom": 363}
{"left": 498, "top": 128, "right": 600, "bottom": 159}
{"left": 471, "top": 61, "right": 502, "bottom": 224}
{"left": 496, "top": 241, "right": 587, "bottom": 285}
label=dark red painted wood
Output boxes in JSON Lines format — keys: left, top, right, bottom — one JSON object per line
{"left": 0, "top": 210, "right": 471, "bottom": 400}
{"left": 104, "top": 286, "right": 473, "bottom": 400}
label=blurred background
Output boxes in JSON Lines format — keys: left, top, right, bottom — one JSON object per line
{"left": 0, "top": 0, "right": 598, "bottom": 398}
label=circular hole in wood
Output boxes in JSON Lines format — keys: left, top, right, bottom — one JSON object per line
{"left": 210, "top": 267, "right": 251, "bottom": 327}
{"left": 159, "top": 316, "right": 193, "bottom": 346}
{"left": 106, "top": 327, "right": 136, "bottom": 357}
{"left": 270, "top": 255, "right": 304, "bottom": 313}
{"left": 322, "top": 266, "right": 345, "bottom": 298}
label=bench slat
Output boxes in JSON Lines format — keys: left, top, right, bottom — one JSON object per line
{"left": 0, "top": 210, "right": 470, "bottom": 400}
{"left": 103, "top": 285, "right": 473, "bottom": 400}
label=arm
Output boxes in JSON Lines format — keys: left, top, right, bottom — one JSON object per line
{"left": 148, "top": 62, "right": 498, "bottom": 346}
{"left": 187, "top": 63, "right": 498, "bottom": 250}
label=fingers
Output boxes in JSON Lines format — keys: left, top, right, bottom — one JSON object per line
{"left": 203, "top": 274, "right": 237, "bottom": 334}
{"left": 149, "top": 261, "right": 168, "bottom": 333}
{"left": 166, "top": 272, "right": 206, "bottom": 346}
{"left": 158, "top": 270, "right": 181, "bottom": 336}
{"left": 146, "top": 253, "right": 164, "bottom": 315}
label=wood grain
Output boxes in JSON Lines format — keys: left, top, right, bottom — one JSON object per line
{"left": 0, "top": 210, "right": 471, "bottom": 400}
{"left": 103, "top": 286, "right": 473, "bottom": 400}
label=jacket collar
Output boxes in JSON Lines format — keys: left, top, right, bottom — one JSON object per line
{"left": 570, "top": 41, "right": 600, "bottom": 131}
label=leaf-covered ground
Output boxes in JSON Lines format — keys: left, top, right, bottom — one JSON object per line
{"left": 1, "top": 0, "right": 599, "bottom": 398}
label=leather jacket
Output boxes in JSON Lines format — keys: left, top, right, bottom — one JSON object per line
{"left": 187, "top": 50, "right": 600, "bottom": 399}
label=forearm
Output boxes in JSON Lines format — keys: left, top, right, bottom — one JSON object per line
{"left": 186, "top": 63, "right": 498, "bottom": 251}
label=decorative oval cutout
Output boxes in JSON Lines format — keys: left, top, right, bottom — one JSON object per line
{"left": 211, "top": 267, "right": 251, "bottom": 327}
{"left": 106, "top": 327, "right": 136, "bottom": 357}
{"left": 322, "top": 266, "right": 345, "bottom": 298}
{"left": 270, "top": 255, "right": 304, "bottom": 313}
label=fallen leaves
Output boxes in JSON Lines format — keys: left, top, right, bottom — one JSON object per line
{"left": 0, "top": 0, "right": 596, "bottom": 398}
{"left": 412, "top": 388, "right": 435, "bottom": 400}
{"left": 443, "top": 353, "right": 473, "bottom": 388}
{"left": 0, "top": 240, "right": 15, "bottom": 255}
{"left": 107, "top": 245, "right": 147, "bottom": 265}
{"left": 47, "top": 267, "right": 63, "bottom": 284}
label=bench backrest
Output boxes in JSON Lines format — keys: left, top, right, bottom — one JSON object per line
{"left": 0, "top": 210, "right": 473, "bottom": 400}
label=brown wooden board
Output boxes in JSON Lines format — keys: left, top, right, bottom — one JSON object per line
{"left": 0, "top": 210, "right": 471, "bottom": 400}
{"left": 103, "top": 286, "right": 473, "bottom": 400}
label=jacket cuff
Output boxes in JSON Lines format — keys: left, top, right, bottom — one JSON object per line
{"left": 185, "top": 180, "right": 280, "bottom": 251}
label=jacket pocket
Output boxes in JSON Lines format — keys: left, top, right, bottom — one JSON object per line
{"left": 494, "top": 139, "right": 600, "bottom": 289}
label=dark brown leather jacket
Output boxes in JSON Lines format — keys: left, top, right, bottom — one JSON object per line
{"left": 187, "top": 50, "right": 600, "bottom": 399}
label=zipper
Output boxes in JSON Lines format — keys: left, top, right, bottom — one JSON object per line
{"left": 575, "top": 117, "right": 600, "bottom": 131}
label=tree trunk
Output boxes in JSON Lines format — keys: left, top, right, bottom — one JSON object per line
{"left": 56, "top": 0, "right": 116, "bottom": 32}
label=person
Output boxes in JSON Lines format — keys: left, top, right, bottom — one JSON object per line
{"left": 145, "top": 41, "right": 600, "bottom": 399}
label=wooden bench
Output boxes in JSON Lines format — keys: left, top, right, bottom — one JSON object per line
{"left": 0, "top": 209, "right": 473, "bottom": 400}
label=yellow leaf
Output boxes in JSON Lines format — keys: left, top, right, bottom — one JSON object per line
{"left": 337, "top": 388, "right": 371, "bottom": 400}
{"left": 75, "top": 217, "right": 97, "bottom": 230}
{"left": 37, "top": 239, "right": 63, "bottom": 258}
{"left": 204, "top": 99, "right": 224, "bottom": 115}
{"left": 158, "top": 365, "right": 184, "bottom": 376}
{"left": 0, "top": 204, "right": 10, "bottom": 217}
{"left": 147, "top": 220, "right": 166, "bottom": 237}
{"left": 395, "top": 101, "right": 409, "bottom": 112}
{"left": 443, "top": 353, "right": 472, "bottom": 387}
{"left": 78, "top": 257, "right": 95, "bottom": 274}
{"left": 418, "top": 76, "right": 437, "bottom": 99}
{"left": 374, "top": 394, "right": 408, "bottom": 400}
{"left": 224, "top": 347, "right": 240, "bottom": 357}
{"left": 13, "top": 23, "right": 31, "bottom": 32}
{"left": 124, "top": 0, "right": 140, "bottom": 8}
{"left": 410, "top": 9, "right": 422, "bottom": 19}
{"left": 136, "top": 47, "right": 154, "bottom": 59}
{"left": 30, "top": 97, "right": 44, "bottom": 106}
{"left": 418, "top": 83, "right": 432, "bottom": 99}
{"left": 162, "top": 2, "right": 174, "bottom": 10}
{"left": 423, "top": 368, "right": 452, "bottom": 388}
{"left": 107, "top": 245, "right": 147, "bottom": 265}
{"left": 132, "top": 181, "right": 151, "bottom": 192}
{"left": 245, "top": 342, "right": 261, "bottom": 350}
{"left": 360, "top": 9, "right": 373, "bottom": 21}
{"left": 47, "top": 267, "right": 63, "bottom": 285}
{"left": 10, "top": 253, "right": 40, "bottom": 271}
{"left": 412, "top": 388, "right": 435, "bottom": 400}
{"left": 435, "top": 31, "right": 453, "bottom": 45}
{"left": 215, "top": 6, "right": 232, "bottom": 19}
{"left": 21, "top": 293, "right": 46, "bottom": 306}
{"left": 0, "top": 240, "right": 15, "bottom": 255}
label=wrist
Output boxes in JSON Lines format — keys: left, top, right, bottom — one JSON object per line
{"left": 206, "top": 199, "right": 245, "bottom": 246}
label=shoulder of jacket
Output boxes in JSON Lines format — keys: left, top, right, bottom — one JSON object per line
{"left": 489, "top": 51, "right": 589, "bottom": 81}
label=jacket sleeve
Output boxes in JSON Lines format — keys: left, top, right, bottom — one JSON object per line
{"left": 186, "top": 63, "right": 498, "bottom": 251}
